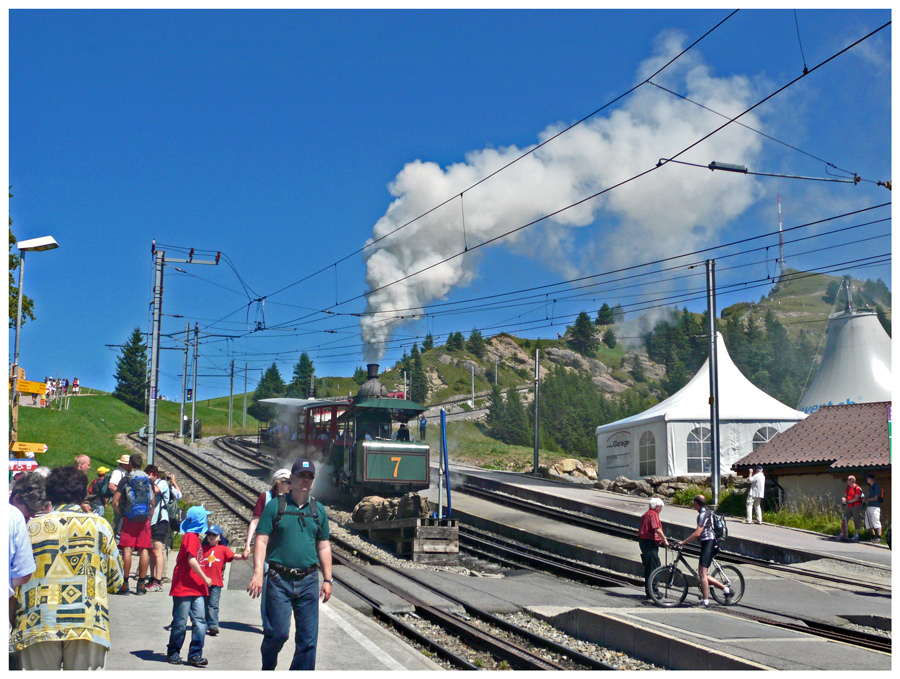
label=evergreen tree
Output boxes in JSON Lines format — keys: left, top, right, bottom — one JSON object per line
{"left": 467, "top": 327, "right": 486, "bottom": 358}
{"left": 249, "top": 363, "right": 285, "bottom": 422}
{"left": 422, "top": 333, "right": 435, "bottom": 351}
{"left": 410, "top": 344, "right": 428, "bottom": 404}
{"left": 486, "top": 383, "right": 504, "bottom": 432}
{"left": 630, "top": 355, "right": 646, "bottom": 383}
{"left": 352, "top": 365, "right": 367, "bottom": 385}
{"left": 113, "top": 327, "right": 148, "bottom": 412}
{"left": 504, "top": 388, "right": 531, "bottom": 446}
{"left": 446, "top": 331, "right": 464, "bottom": 351}
{"left": 595, "top": 303, "right": 613, "bottom": 326}
{"left": 286, "top": 352, "right": 315, "bottom": 398}
{"left": 824, "top": 280, "right": 840, "bottom": 304}
{"left": 602, "top": 327, "right": 617, "bottom": 348}
{"left": 568, "top": 311, "right": 599, "bottom": 356}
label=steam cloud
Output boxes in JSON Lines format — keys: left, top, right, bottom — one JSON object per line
{"left": 361, "top": 31, "right": 767, "bottom": 360}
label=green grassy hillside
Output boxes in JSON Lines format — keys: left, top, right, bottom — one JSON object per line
{"left": 16, "top": 395, "right": 260, "bottom": 471}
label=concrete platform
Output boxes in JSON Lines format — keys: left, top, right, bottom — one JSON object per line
{"left": 435, "top": 463, "right": 892, "bottom": 569}
{"left": 106, "top": 558, "right": 442, "bottom": 671}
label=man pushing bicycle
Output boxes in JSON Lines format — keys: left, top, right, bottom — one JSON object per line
{"left": 676, "top": 494, "right": 734, "bottom": 608}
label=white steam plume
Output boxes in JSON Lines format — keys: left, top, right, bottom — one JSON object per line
{"left": 361, "top": 30, "right": 767, "bottom": 360}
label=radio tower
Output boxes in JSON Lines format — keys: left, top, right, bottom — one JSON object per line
{"left": 777, "top": 195, "right": 785, "bottom": 277}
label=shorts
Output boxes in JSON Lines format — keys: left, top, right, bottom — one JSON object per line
{"left": 698, "top": 539, "right": 718, "bottom": 569}
{"left": 119, "top": 517, "right": 152, "bottom": 549}
{"left": 151, "top": 520, "right": 170, "bottom": 543}
{"left": 865, "top": 506, "right": 881, "bottom": 531}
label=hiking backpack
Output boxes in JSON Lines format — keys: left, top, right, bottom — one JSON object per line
{"left": 97, "top": 473, "right": 115, "bottom": 500}
{"left": 123, "top": 470, "right": 153, "bottom": 521}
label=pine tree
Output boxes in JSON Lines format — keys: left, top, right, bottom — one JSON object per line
{"left": 422, "top": 333, "right": 434, "bottom": 351}
{"left": 486, "top": 383, "right": 504, "bottom": 431}
{"left": 352, "top": 365, "right": 367, "bottom": 385}
{"left": 113, "top": 327, "right": 148, "bottom": 412}
{"left": 630, "top": 355, "right": 646, "bottom": 382}
{"left": 467, "top": 328, "right": 486, "bottom": 358}
{"left": 410, "top": 344, "right": 428, "bottom": 404}
{"left": 504, "top": 388, "right": 531, "bottom": 447}
{"left": 595, "top": 303, "right": 613, "bottom": 326}
{"left": 602, "top": 327, "right": 617, "bottom": 348}
{"left": 568, "top": 311, "right": 599, "bottom": 356}
{"left": 286, "top": 353, "right": 315, "bottom": 398}
{"left": 249, "top": 363, "right": 285, "bottom": 422}
{"left": 446, "top": 331, "right": 464, "bottom": 351}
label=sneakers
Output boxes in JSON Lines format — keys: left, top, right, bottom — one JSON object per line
{"left": 186, "top": 657, "right": 209, "bottom": 667}
{"left": 851, "top": 535, "right": 860, "bottom": 542}
{"left": 869, "top": 537, "right": 882, "bottom": 544}
{"left": 167, "top": 655, "right": 183, "bottom": 665}
{"left": 207, "top": 628, "right": 219, "bottom": 636}
{"left": 145, "top": 580, "right": 164, "bottom": 592}
{"left": 136, "top": 579, "right": 148, "bottom": 595}
{"left": 695, "top": 599, "right": 711, "bottom": 608}
{"left": 723, "top": 586, "right": 735, "bottom": 602}
{"left": 116, "top": 582, "right": 130, "bottom": 595}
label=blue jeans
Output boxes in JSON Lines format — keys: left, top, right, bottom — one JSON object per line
{"left": 167, "top": 596, "right": 207, "bottom": 661}
{"left": 260, "top": 570, "right": 319, "bottom": 670}
{"left": 205, "top": 585, "right": 222, "bottom": 630}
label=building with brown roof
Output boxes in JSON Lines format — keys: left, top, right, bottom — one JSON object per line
{"left": 732, "top": 402, "right": 890, "bottom": 519}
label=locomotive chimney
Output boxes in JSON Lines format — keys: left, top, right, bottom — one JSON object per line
{"left": 366, "top": 363, "right": 380, "bottom": 380}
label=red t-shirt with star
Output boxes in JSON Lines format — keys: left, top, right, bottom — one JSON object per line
{"left": 200, "top": 543, "right": 236, "bottom": 587}
{"left": 170, "top": 532, "right": 209, "bottom": 597}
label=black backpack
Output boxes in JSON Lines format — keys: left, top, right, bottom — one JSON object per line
{"left": 706, "top": 510, "right": 728, "bottom": 542}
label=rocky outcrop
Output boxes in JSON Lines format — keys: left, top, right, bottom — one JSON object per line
{"left": 594, "top": 473, "right": 750, "bottom": 498}
{"left": 539, "top": 458, "right": 599, "bottom": 485}
{"left": 351, "top": 492, "right": 431, "bottom": 524}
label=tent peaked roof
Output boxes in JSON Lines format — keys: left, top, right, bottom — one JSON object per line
{"left": 597, "top": 332, "right": 805, "bottom": 433}
{"left": 797, "top": 309, "right": 892, "bottom": 413}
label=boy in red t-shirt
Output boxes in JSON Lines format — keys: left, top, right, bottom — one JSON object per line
{"left": 166, "top": 506, "right": 213, "bottom": 667}
{"left": 201, "top": 525, "right": 248, "bottom": 635}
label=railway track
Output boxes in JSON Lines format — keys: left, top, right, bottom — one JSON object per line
{"left": 459, "top": 484, "right": 891, "bottom": 593}
{"left": 455, "top": 485, "right": 892, "bottom": 655}
{"left": 131, "top": 434, "right": 617, "bottom": 669}
{"left": 329, "top": 534, "right": 617, "bottom": 670}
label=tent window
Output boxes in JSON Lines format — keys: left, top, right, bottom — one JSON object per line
{"left": 686, "top": 427, "right": 711, "bottom": 474}
{"left": 639, "top": 432, "right": 656, "bottom": 476}
{"left": 753, "top": 426, "right": 779, "bottom": 451}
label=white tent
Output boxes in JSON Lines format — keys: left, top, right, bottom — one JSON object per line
{"left": 596, "top": 333, "right": 806, "bottom": 480}
{"left": 797, "top": 309, "right": 892, "bottom": 415}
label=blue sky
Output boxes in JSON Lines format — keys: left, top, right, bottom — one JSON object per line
{"left": 8, "top": 9, "right": 892, "bottom": 402}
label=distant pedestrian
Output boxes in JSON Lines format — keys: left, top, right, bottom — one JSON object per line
{"left": 64, "top": 378, "right": 69, "bottom": 395}
{"left": 166, "top": 506, "right": 213, "bottom": 667}
{"left": 746, "top": 466, "right": 765, "bottom": 524}
{"left": 419, "top": 415, "right": 427, "bottom": 441}
{"left": 10, "top": 466, "right": 123, "bottom": 670}
{"left": 201, "top": 525, "right": 248, "bottom": 636}
{"left": 840, "top": 475, "right": 863, "bottom": 542}
{"left": 248, "top": 458, "right": 333, "bottom": 670}
{"left": 638, "top": 497, "right": 670, "bottom": 597}
{"left": 72, "top": 377, "right": 80, "bottom": 395}
{"left": 862, "top": 473, "right": 883, "bottom": 543}
{"left": 676, "top": 494, "right": 733, "bottom": 608}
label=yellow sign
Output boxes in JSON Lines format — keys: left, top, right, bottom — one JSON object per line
{"left": 11, "top": 379, "right": 47, "bottom": 395}
{"left": 9, "top": 442, "right": 48, "bottom": 455}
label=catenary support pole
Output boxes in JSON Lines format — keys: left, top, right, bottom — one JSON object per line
{"left": 229, "top": 359, "right": 234, "bottom": 431}
{"left": 191, "top": 324, "right": 198, "bottom": 444}
{"left": 243, "top": 362, "right": 248, "bottom": 427}
{"left": 706, "top": 260, "right": 721, "bottom": 505}
{"left": 533, "top": 348, "right": 540, "bottom": 474}
{"left": 147, "top": 250, "right": 165, "bottom": 465}
{"left": 179, "top": 323, "right": 189, "bottom": 438}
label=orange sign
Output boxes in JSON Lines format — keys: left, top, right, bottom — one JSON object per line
{"left": 9, "top": 442, "right": 48, "bottom": 455}
{"left": 11, "top": 379, "right": 47, "bottom": 395}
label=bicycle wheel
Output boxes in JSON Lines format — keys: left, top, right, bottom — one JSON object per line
{"left": 648, "top": 565, "right": 688, "bottom": 607}
{"left": 710, "top": 565, "right": 745, "bottom": 605}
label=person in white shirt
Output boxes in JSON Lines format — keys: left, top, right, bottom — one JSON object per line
{"left": 746, "top": 466, "right": 765, "bottom": 525}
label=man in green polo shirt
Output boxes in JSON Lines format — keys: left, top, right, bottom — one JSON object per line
{"left": 247, "top": 458, "right": 333, "bottom": 670}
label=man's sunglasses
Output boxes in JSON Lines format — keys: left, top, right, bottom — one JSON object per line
{"left": 296, "top": 472, "right": 315, "bottom": 480}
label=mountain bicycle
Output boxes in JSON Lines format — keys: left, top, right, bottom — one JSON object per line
{"left": 647, "top": 544, "right": 744, "bottom": 607}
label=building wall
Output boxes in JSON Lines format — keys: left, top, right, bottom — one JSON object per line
{"left": 773, "top": 469, "right": 891, "bottom": 524}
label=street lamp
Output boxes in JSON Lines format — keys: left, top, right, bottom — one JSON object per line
{"left": 11, "top": 235, "right": 59, "bottom": 449}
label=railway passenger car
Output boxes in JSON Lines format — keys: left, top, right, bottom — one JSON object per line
{"left": 259, "top": 364, "right": 430, "bottom": 498}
